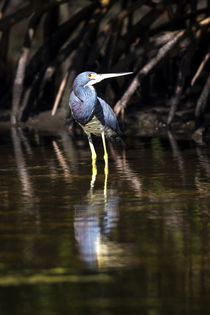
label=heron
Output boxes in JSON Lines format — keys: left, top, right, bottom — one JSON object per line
{"left": 69, "top": 71, "right": 132, "bottom": 177}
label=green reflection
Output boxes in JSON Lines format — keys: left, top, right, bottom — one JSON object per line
{"left": 151, "top": 138, "right": 165, "bottom": 166}
{"left": 0, "top": 272, "right": 111, "bottom": 286}
{"left": 0, "top": 130, "right": 210, "bottom": 314}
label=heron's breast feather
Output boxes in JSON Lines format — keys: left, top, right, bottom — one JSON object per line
{"left": 81, "top": 115, "right": 116, "bottom": 137}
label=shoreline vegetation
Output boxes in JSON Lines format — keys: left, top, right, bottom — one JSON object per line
{"left": 0, "top": 0, "right": 210, "bottom": 142}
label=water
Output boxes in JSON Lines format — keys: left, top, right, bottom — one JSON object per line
{"left": 0, "top": 128, "right": 210, "bottom": 315}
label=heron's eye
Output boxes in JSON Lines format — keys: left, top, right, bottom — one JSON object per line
{"left": 88, "top": 74, "right": 92, "bottom": 78}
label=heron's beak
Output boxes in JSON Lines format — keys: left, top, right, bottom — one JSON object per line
{"left": 85, "top": 72, "right": 133, "bottom": 86}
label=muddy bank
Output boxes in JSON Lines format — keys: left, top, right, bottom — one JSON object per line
{"left": 0, "top": 107, "right": 209, "bottom": 144}
{"left": 126, "top": 107, "right": 210, "bottom": 144}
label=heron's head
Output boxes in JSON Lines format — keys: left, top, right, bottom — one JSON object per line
{"left": 73, "top": 72, "right": 96, "bottom": 88}
{"left": 74, "top": 71, "right": 133, "bottom": 88}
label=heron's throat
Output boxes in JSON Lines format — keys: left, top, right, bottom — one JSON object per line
{"left": 86, "top": 85, "right": 95, "bottom": 91}
{"left": 73, "top": 84, "right": 96, "bottom": 101}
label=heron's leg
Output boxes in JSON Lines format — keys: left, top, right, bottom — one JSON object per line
{"left": 88, "top": 134, "right": 97, "bottom": 188}
{"left": 88, "top": 134, "right": 97, "bottom": 161}
{"left": 101, "top": 131, "right": 108, "bottom": 161}
{"left": 101, "top": 131, "right": 109, "bottom": 176}
{"left": 90, "top": 164, "right": 97, "bottom": 188}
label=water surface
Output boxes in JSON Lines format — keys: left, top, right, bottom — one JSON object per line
{"left": 0, "top": 128, "right": 210, "bottom": 314}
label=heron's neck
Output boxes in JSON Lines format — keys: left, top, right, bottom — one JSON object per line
{"left": 74, "top": 84, "right": 96, "bottom": 101}
{"left": 71, "top": 84, "right": 97, "bottom": 125}
{"left": 87, "top": 85, "right": 95, "bottom": 91}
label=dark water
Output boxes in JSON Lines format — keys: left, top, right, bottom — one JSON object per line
{"left": 0, "top": 128, "right": 210, "bottom": 315}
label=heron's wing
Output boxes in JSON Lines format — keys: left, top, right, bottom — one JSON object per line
{"left": 96, "top": 97, "right": 121, "bottom": 137}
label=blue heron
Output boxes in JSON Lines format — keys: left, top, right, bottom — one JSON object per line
{"left": 69, "top": 71, "right": 132, "bottom": 173}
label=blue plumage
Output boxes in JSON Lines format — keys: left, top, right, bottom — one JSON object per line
{"left": 70, "top": 72, "right": 97, "bottom": 126}
{"left": 69, "top": 71, "right": 121, "bottom": 139}
{"left": 69, "top": 70, "right": 132, "bottom": 167}
{"left": 97, "top": 97, "right": 121, "bottom": 138}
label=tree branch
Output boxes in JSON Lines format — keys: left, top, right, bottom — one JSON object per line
{"left": 0, "top": 4, "right": 33, "bottom": 30}
{"left": 114, "top": 30, "right": 185, "bottom": 116}
{"left": 195, "top": 74, "right": 210, "bottom": 120}
{"left": 11, "top": 12, "right": 42, "bottom": 125}
{"left": 191, "top": 51, "right": 210, "bottom": 86}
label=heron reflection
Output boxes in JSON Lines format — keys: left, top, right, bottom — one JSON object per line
{"left": 51, "top": 134, "right": 141, "bottom": 269}
{"left": 73, "top": 148, "right": 121, "bottom": 268}
{"left": 74, "top": 143, "right": 142, "bottom": 269}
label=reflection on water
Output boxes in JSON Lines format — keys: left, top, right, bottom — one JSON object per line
{"left": 11, "top": 127, "right": 34, "bottom": 202}
{"left": 0, "top": 128, "right": 210, "bottom": 314}
{"left": 74, "top": 187, "right": 120, "bottom": 268}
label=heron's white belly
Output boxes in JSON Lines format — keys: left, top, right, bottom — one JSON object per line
{"left": 81, "top": 116, "right": 103, "bottom": 135}
{"left": 81, "top": 116, "right": 115, "bottom": 137}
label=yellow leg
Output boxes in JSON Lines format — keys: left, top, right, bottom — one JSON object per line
{"left": 101, "top": 131, "right": 108, "bottom": 160}
{"left": 101, "top": 130, "right": 109, "bottom": 176}
{"left": 104, "top": 165, "right": 108, "bottom": 199}
{"left": 90, "top": 161, "right": 97, "bottom": 188}
{"left": 88, "top": 135, "right": 97, "bottom": 188}
{"left": 88, "top": 134, "right": 97, "bottom": 161}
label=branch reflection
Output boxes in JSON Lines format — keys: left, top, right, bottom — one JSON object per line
{"left": 11, "top": 127, "right": 35, "bottom": 207}
{"left": 196, "top": 146, "right": 210, "bottom": 195}
{"left": 109, "top": 143, "right": 142, "bottom": 197}
{"left": 52, "top": 140, "right": 71, "bottom": 184}
{"left": 167, "top": 130, "right": 186, "bottom": 183}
